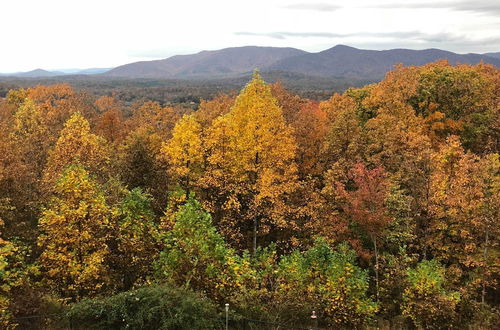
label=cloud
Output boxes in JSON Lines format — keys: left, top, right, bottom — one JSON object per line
{"left": 283, "top": 3, "right": 341, "bottom": 12}
{"left": 236, "top": 31, "right": 343, "bottom": 39}
{"left": 235, "top": 31, "right": 464, "bottom": 43}
{"left": 235, "top": 30, "right": 500, "bottom": 52}
{"left": 372, "top": 1, "right": 500, "bottom": 16}
{"left": 282, "top": 1, "right": 500, "bottom": 16}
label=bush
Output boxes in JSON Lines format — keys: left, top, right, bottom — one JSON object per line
{"left": 279, "top": 240, "right": 377, "bottom": 328}
{"left": 66, "top": 284, "right": 220, "bottom": 329}
{"left": 155, "top": 197, "right": 236, "bottom": 301}
{"left": 230, "top": 240, "right": 377, "bottom": 328}
{"left": 402, "top": 260, "right": 460, "bottom": 329}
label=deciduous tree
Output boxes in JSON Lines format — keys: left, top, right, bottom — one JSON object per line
{"left": 44, "top": 112, "right": 110, "bottom": 187}
{"left": 339, "top": 163, "right": 392, "bottom": 300}
{"left": 38, "top": 165, "right": 111, "bottom": 299}
{"left": 159, "top": 114, "right": 204, "bottom": 196}
{"left": 202, "top": 72, "right": 299, "bottom": 251}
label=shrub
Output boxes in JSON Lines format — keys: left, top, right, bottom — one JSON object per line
{"left": 66, "top": 284, "right": 220, "bottom": 329}
{"left": 231, "top": 239, "right": 377, "bottom": 328}
{"left": 402, "top": 259, "right": 460, "bottom": 329}
{"left": 155, "top": 197, "right": 236, "bottom": 301}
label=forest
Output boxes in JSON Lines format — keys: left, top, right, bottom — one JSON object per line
{"left": 0, "top": 60, "right": 499, "bottom": 329}
{"left": 0, "top": 71, "right": 363, "bottom": 107}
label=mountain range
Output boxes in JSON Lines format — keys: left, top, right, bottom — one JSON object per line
{"left": 2, "top": 45, "right": 499, "bottom": 81}
{"left": 485, "top": 52, "right": 500, "bottom": 60}
{"left": 104, "top": 45, "right": 500, "bottom": 81}
{"left": 0, "top": 67, "right": 111, "bottom": 78}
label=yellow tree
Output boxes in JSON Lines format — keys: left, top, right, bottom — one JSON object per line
{"left": 26, "top": 84, "right": 98, "bottom": 142}
{"left": 202, "top": 72, "right": 298, "bottom": 251}
{"left": 0, "top": 218, "right": 16, "bottom": 327}
{"left": 429, "top": 136, "right": 500, "bottom": 304}
{"left": 478, "top": 153, "right": 500, "bottom": 305}
{"left": 159, "top": 114, "right": 204, "bottom": 196}
{"left": 38, "top": 165, "right": 111, "bottom": 299}
{"left": 44, "top": 112, "right": 110, "bottom": 187}
{"left": 11, "top": 99, "right": 49, "bottom": 178}
{"left": 292, "top": 101, "right": 328, "bottom": 178}
{"left": 4, "top": 99, "right": 50, "bottom": 237}
{"left": 320, "top": 93, "right": 365, "bottom": 180}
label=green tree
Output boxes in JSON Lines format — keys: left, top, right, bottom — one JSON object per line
{"left": 402, "top": 260, "right": 460, "bottom": 329}
{"left": 155, "top": 197, "right": 235, "bottom": 301}
{"left": 278, "top": 240, "right": 377, "bottom": 328}
{"left": 111, "top": 188, "right": 160, "bottom": 289}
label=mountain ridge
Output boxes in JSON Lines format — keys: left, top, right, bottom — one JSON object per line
{"left": 2, "top": 45, "right": 499, "bottom": 80}
{"left": 0, "top": 67, "right": 112, "bottom": 78}
{"left": 267, "top": 45, "right": 500, "bottom": 80}
{"left": 104, "top": 45, "right": 500, "bottom": 81}
{"left": 105, "top": 46, "right": 308, "bottom": 78}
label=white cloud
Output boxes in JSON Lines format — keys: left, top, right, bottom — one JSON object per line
{"left": 0, "top": 0, "right": 498, "bottom": 72}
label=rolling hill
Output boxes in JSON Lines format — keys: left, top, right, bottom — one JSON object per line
{"left": 268, "top": 45, "right": 500, "bottom": 80}
{"left": 104, "top": 45, "right": 500, "bottom": 81}
{"left": 2, "top": 46, "right": 499, "bottom": 81}
{"left": 4, "top": 69, "right": 65, "bottom": 78}
{"left": 485, "top": 52, "right": 500, "bottom": 60}
{"left": 105, "top": 46, "right": 307, "bottom": 79}
{"left": 0, "top": 68, "right": 112, "bottom": 78}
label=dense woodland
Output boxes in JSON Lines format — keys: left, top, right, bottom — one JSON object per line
{"left": 0, "top": 61, "right": 499, "bottom": 329}
{"left": 0, "top": 72, "right": 367, "bottom": 106}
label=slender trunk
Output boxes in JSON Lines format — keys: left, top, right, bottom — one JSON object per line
{"left": 185, "top": 258, "right": 199, "bottom": 289}
{"left": 252, "top": 152, "right": 260, "bottom": 254}
{"left": 185, "top": 160, "right": 191, "bottom": 197}
{"left": 185, "top": 180, "right": 190, "bottom": 198}
{"left": 373, "top": 236, "right": 379, "bottom": 302}
{"left": 482, "top": 230, "right": 489, "bottom": 305}
{"left": 76, "top": 213, "right": 87, "bottom": 299}
{"left": 253, "top": 217, "right": 258, "bottom": 253}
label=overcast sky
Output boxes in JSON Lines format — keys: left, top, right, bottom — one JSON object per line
{"left": 1, "top": 0, "right": 499, "bottom": 72}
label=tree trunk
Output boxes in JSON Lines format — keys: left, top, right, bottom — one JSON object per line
{"left": 252, "top": 152, "right": 260, "bottom": 253}
{"left": 373, "top": 236, "right": 379, "bottom": 302}
{"left": 253, "top": 217, "right": 258, "bottom": 253}
{"left": 185, "top": 160, "right": 191, "bottom": 197}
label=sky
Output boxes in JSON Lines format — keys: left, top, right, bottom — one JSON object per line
{"left": 1, "top": 0, "right": 499, "bottom": 72}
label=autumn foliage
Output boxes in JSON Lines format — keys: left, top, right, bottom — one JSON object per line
{"left": 0, "top": 62, "right": 499, "bottom": 328}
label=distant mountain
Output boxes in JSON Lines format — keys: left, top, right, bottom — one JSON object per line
{"left": 75, "top": 68, "right": 112, "bottom": 74}
{"left": 0, "top": 67, "right": 112, "bottom": 78}
{"left": 105, "top": 46, "right": 308, "bottom": 78}
{"left": 3, "top": 46, "right": 499, "bottom": 81}
{"left": 10, "top": 68, "right": 65, "bottom": 78}
{"left": 55, "top": 68, "right": 112, "bottom": 74}
{"left": 105, "top": 45, "right": 500, "bottom": 81}
{"left": 485, "top": 52, "right": 500, "bottom": 60}
{"left": 268, "top": 45, "right": 500, "bottom": 80}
